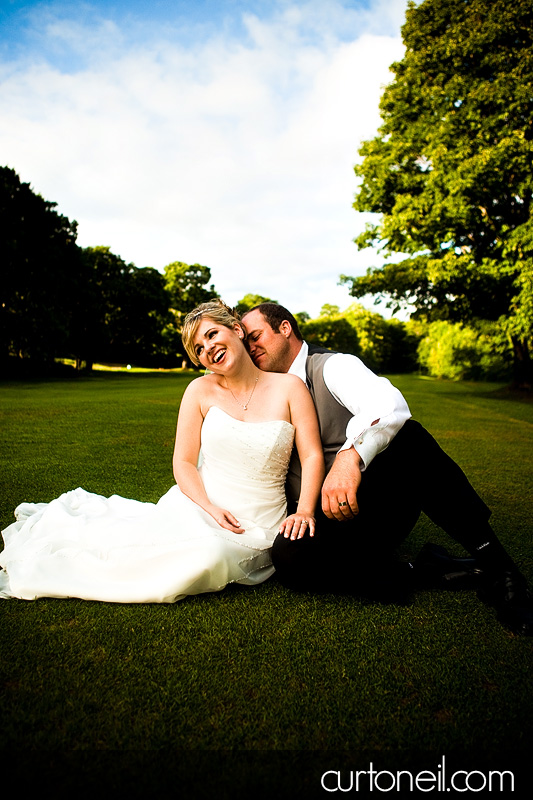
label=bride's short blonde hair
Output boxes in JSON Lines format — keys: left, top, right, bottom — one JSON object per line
{"left": 182, "top": 300, "right": 242, "bottom": 366}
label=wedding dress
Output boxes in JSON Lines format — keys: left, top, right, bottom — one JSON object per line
{"left": 0, "top": 407, "right": 295, "bottom": 603}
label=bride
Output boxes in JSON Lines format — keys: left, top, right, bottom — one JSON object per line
{"left": 0, "top": 300, "right": 324, "bottom": 603}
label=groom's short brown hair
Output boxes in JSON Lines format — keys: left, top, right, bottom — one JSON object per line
{"left": 247, "top": 303, "right": 303, "bottom": 341}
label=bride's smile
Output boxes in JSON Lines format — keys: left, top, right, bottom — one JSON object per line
{"left": 212, "top": 348, "right": 226, "bottom": 364}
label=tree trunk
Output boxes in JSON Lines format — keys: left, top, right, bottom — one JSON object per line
{"left": 75, "top": 357, "right": 93, "bottom": 372}
{"left": 511, "top": 336, "right": 532, "bottom": 390}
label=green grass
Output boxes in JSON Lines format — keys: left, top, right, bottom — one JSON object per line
{"left": 1, "top": 373, "right": 532, "bottom": 791}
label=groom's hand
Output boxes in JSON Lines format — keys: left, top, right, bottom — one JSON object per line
{"left": 321, "top": 447, "right": 362, "bottom": 521}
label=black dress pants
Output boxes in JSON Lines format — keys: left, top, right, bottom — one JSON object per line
{"left": 272, "top": 420, "right": 491, "bottom": 593}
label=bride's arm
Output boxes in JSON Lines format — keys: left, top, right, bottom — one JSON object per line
{"left": 173, "top": 380, "right": 245, "bottom": 533}
{"left": 280, "top": 377, "right": 325, "bottom": 540}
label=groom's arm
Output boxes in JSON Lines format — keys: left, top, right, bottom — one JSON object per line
{"left": 321, "top": 446, "right": 362, "bottom": 521}
{"left": 320, "top": 353, "right": 411, "bottom": 521}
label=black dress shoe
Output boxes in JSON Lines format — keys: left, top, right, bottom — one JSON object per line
{"left": 477, "top": 568, "right": 533, "bottom": 636}
{"left": 414, "top": 543, "right": 483, "bottom": 591}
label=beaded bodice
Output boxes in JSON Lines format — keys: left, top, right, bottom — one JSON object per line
{"left": 199, "top": 406, "right": 295, "bottom": 532}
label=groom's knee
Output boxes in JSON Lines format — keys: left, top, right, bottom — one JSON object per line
{"left": 271, "top": 532, "right": 323, "bottom": 590}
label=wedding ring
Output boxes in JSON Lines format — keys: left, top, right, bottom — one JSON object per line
{"left": 339, "top": 501, "right": 348, "bottom": 507}
{"left": 301, "top": 520, "right": 308, "bottom": 525}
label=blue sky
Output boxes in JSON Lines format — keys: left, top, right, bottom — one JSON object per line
{"left": 0, "top": 0, "right": 408, "bottom": 315}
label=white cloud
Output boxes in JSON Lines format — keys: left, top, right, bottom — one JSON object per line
{"left": 0, "top": 0, "right": 407, "bottom": 317}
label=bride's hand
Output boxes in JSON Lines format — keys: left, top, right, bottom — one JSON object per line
{"left": 278, "top": 513, "right": 315, "bottom": 540}
{"left": 208, "top": 506, "right": 245, "bottom": 534}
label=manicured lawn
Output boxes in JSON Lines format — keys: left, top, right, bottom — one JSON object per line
{"left": 1, "top": 372, "right": 532, "bottom": 793}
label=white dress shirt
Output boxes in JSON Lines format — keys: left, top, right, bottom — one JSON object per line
{"left": 289, "top": 342, "right": 412, "bottom": 469}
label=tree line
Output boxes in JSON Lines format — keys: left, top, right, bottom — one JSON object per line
{"left": 0, "top": 163, "right": 517, "bottom": 381}
{"left": 1, "top": 164, "right": 216, "bottom": 372}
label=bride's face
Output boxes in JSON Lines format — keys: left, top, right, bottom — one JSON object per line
{"left": 193, "top": 317, "right": 245, "bottom": 371}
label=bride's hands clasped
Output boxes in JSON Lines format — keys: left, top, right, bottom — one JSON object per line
{"left": 278, "top": 512, "right": 316, "bottom": 540}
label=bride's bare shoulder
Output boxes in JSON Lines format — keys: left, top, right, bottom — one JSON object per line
{"left": 183, "top": 373, "right": 221, "bottom": 398}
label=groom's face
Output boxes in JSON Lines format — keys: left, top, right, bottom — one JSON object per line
{"left": 242, "top": 309, "right": 293, "bottom": 373}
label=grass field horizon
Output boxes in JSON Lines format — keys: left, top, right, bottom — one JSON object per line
{"left": 1, "top": 371, "right": 532, "bottom": 792}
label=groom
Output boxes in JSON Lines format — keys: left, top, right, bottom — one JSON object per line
{"left": 241, "top": 302, "right": 533, "bottom": 635}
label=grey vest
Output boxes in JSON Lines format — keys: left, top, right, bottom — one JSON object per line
{"left": 286, "top": 346, "right": 353, "bottom": 502}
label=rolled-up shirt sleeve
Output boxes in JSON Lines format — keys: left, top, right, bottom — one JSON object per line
{"left": 322, "top": 353, "right": 411, "bottom": 469}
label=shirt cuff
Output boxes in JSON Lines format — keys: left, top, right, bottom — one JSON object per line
{"left": 339, "top": 428, "right": 393, "bottom": 471}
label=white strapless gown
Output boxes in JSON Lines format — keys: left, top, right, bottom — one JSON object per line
{"left": 0, "top": 407, "right": 295, "bottom": 603}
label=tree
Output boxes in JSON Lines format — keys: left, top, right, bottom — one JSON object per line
{"left": 344, "top": 303, "right": 419, "bottom": 373}
{"left": 125, "top": 266, "right": 181, "bottom": 367}
{"left": 319, "top": 304, "right": 341, "bottom": 318}
{"left": 342, "top": 0, "right": 533, "bottom": 387}
{"left": 74, "top": 247, "right": 180, "bottom": 369}
{"left": 163, "top": 262, "right": 218, "bottom": 316}
{"left": 0, "top": 166, "right": 80, "bottom": 365}
{"left": 163, "top": 261, "right": 219, "bottom": 367}
{"left": 72, "top": 246, "right": 132, "bottom": 369}
{"left": 416, "top": 320, "right": 512, "bottom": 380}
{"left": 294, "top": 311, "right": 311, "bottom": 327}
{"left": 299, "top": 303, "right": 418, "bottom": 373}
{"left": 235, "top": 293, "right": 277, "bottom": 315}
{"left": 301, "top": 308, "right": 360, "bottom": 357}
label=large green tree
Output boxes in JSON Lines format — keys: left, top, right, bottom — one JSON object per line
{"left": 1, "top": 166, "right": 80, "bottom": 365}
{"left": 415, "top": 319, "right": 512, "bottom": 381}
{"left": 344, "top": 304, "right": 419, "bottom": 374}
{"left": 163, "top": 261, "right": 219, "bottom": 367}
{"left": 301, "top": 309, "right": 360, "bottom": 357}
{"left": 74, "top": 247, "right": 179, "bottom": 369}
{"left": 342, "top": 0, "right": 533, "bottom": 386}
{"left": 300, "top": 303, "right": 418, "bottom": 373}
{"left": 164, "top": 261, "right": 218, "bottom": 316}
{"left": 235, "top": 293, "right": 276, "bottom": 315}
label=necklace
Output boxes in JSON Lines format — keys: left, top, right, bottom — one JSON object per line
{"left": 225, "top": 376, "right": 259, "bottom": 411}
